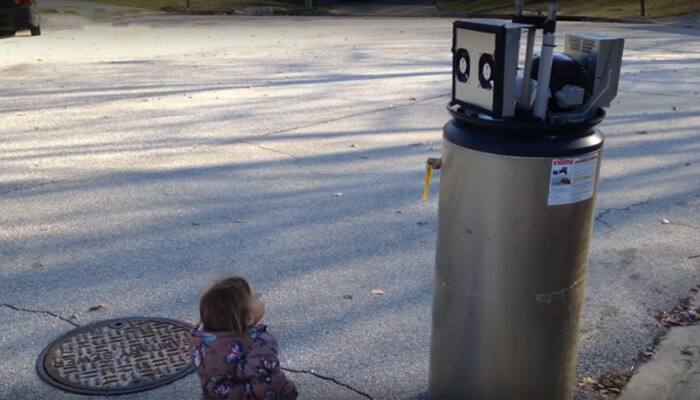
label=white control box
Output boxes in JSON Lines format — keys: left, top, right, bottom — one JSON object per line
{"left": 452, "top": 20, "right": 531, "bottom": 118}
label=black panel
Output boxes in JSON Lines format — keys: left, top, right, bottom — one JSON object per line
{"left": 443, "top": 105, "right": 606, "bottom": 157}
{"left": 451, "top": 22, "right": 457, "bottom": 106}
{"left": 492, "top": 25, "right": 506, "bottom": 117}
{"left": 444, "top": 119, "right": 603, "bottom": 157}
{"left": 454, "top": 20, "right": 502, "bottom": 34}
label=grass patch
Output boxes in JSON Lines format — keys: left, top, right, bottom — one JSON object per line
{"left": 87, "top": 0, "right": 306, "bottom": 12}
{"left": 437, "top": 0, "right": 700, "bottom": 18}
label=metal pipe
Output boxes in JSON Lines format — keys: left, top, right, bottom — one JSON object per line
{"left": 515, "top": 0, "right": 524, "bottom": 16}
{"left": 533, "top": 1, "right": 558, "bottom": 120}
{"left": 520, "top": 27, "right": 536, "bottom": 108}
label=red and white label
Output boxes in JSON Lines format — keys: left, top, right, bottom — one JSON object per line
{"left": 548, "top": 152, "right": 600, "bottom": 206}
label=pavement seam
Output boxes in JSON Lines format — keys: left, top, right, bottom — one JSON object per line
{"left": 282, "top": 367, "right": 374, "bottom": 400}
{"left": 0, "top": 180, "right": 61, "bottom": 195}
{"left": 1, "top": 303, "right": 80, "bottom": 328}
{"left": 240, "top": 140, "right": 302, "bottom": 166}
{"left": 259, "top": 92, "right": 450, "bottom": 138}
{"left": 672, "top": 222, "right": 700, "bottom": 231}
{"left": 232, "top": 92, "right": 449, "bottom": 168}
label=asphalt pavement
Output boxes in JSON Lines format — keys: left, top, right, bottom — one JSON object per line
{"left": 0, "top": 7, "right": 699, "bottom": 400}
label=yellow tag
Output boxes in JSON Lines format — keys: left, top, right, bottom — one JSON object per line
{"left": 422, "top": 163, "right": 433, "bottom": 201}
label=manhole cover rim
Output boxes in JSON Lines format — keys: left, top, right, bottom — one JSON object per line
{"left": 36, "top": 316, "right": 196, "bottom": 396}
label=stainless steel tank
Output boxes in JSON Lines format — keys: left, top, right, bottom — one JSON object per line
{"left": 428, "top": 114, "right": 604, "bottom": 400}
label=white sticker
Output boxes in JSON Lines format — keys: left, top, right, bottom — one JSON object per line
{"left": 548, "top": 152, "right": 600, "bottom": 206}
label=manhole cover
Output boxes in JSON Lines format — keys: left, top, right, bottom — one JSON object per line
{"left": 36, "top": 317, "right": 195, "bottom": 395}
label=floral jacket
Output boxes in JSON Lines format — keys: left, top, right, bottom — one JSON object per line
{"left": 188, "top": 324, "right": 298, "bottom": 400}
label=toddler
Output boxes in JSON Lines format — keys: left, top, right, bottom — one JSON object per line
{"left": 189, "top": 276, "right": 298, "bottom": 399}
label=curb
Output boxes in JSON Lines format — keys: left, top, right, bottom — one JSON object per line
{"left": 159, "top": 7, "right": 655, "bottom": 24}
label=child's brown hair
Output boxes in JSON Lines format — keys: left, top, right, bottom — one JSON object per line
{"left": 199, "top": 276, "right": 251, "bottom": 333}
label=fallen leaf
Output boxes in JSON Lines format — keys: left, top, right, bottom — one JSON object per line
{"left": 657, "top": 311, "right": 683, "bottom": 326}
{"left": 681, "top": 346, "right": 695, "bottom": 356}
{"left": 371, "top": 288, "right": 384, "bottom": 296}
{"left": 349, "top": 144, "right": 357, "bottom": 148}
{"left": 580, "top": 376, "right": 599, "bottom": 389}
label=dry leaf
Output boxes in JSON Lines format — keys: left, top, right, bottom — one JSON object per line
{"left": 371, "top": 288, "right": 384, "bottom": 296}
{"left": 580, "top": 376, "right": 599, "bottom": 389}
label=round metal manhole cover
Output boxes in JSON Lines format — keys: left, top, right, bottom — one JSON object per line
{"left": 36, "top": 317, "right": 195, "bottom": 395}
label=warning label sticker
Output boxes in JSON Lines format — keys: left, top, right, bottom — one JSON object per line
{"left": 548, "top": 152, "right": 600, "bottom": 206}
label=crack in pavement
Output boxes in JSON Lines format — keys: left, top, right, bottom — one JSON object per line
{"left": 259, "top": 92, "right": 450, "bottom": 138}
{"left": 1, "top": 303, "right": 80, "bottom": 328}
{"left": 671, "top": 221, "right": 700, "bottom": 231}
{"left": 240, "top": 140, "right": 302, "bottom": 167}
{"left": 4, "top": 94, "right": 449, "bottom": 184}
{"left": 282, "top": 367, "right": 374, "bottom": 400}
{"left": 0, "top": 180, "right": 61, "bottom": 195}
{"left": 232, "top": 92, "right": 449, "bottom": 170}
{"left": 595, "top": 198, "right": 654, "bottom": 228}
